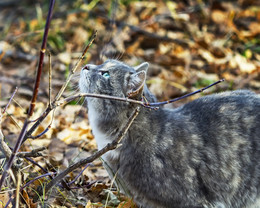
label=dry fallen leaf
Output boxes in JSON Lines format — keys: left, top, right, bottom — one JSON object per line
{"left": 211, "top": 10, "right": 228, "bottom": 24}
{"left": 117, "top": 197, "right": 137, "bottom": 208}
{"left": 48, "top": 138, "right": 67, "bottom": 167}
{"left": 85, "top": 200, "right": 93, "bottom": 208}
{"left": 21, "top": 190, "right": 38, "bottom": 208}
{"left": 0, "top": 191, "right": 9, "bottom": 208}
{"left": 233, "top": 54, "right": 256, "bottom": 73}
{"left": 0, "top": 1, "right": 259, "bottom": 207}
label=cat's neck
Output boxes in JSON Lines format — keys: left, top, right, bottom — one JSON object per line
{"left": 87, "top": 99, "right": 130, "bottom": 148}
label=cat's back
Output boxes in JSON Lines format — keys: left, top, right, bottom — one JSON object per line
{"left": 171, "top": 89, "right": 260, "bottom": 148}
{"left": 125, "top": 90, "right": 260, "bottom": 208}
{"left": 177, "top": 90, "right": 260, "bottom": 123}
{"left": 157, "top": 90, "right": 260, "bottom": 208}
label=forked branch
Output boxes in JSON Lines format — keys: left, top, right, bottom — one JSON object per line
{"left": 0, "top": 0, "right": 55, "bottom": 190}
{"left": 57, "top": 79, "right": 225, "bottom": 108}
{"left": 53, "top": 30, "right": 97, "bottom": 102}
{"left": 24, "top": 30, "right": 97, "bottom": 141}
{"left": 43, "top": 107, "right": 140, "bottom": 194}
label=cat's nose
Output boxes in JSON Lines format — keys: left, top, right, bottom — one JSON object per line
{"left": 82, "top": 65, "right": 89, "bottom": 70}
{"left": 82, "top": 64, "right": 97, "bottom": 71}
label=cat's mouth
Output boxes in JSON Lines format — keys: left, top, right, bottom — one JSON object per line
{"left": 82, "top": 65, "right": 89, "bottom": 70}
{"left": 81, "top": 67, "right": 90, "bottom": 79}
{"left": 79, "top": 68, "right": 91, "bottom": 93}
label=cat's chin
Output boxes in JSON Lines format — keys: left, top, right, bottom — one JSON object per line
{"left": 79, "top": 70, "right": 90, "bottom": 92}
{"left": 79, "top": 79, "right": 88, "bottom": 94}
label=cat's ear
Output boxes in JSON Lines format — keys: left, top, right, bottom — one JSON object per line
{"left": 127, "top": 68, "right": 147, "bottom": 98}
{"left": 134, "top": 62, "right": 149, "bottom": 73}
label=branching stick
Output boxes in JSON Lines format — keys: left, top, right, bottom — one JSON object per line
{"left": 24, "top": 30, "right": 97, "bottom": 141}
{"left": 53, "top": 30, "right": 97, "bottom": 102}
{"left": 0, "top": 0, "right": 55, "bottom": 190}
{"left": 57, "top": 79, "right": 225, "bottom": 108}
{"left": 43, "top": 107, "right": 140, "bottom": 194}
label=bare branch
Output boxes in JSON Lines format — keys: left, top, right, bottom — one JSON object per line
{"left": 28, "top": 0, "right": 55, "bottom": 117}
{"left": 43, "top": 107, "right": 140, "bottom": 194}
{"left": 0, "top": 130, "right": 12, "bottom": 159}
{"left": 56, "top": 93, "right": 143, "bottom": 107}
{"left": 48, "top": 53, "right": 52, "bottom": 106}
{"left": 24, "top": 157, "right": 48, "bottom": 173}
{"left": 0, "top": 87, "right": 19, "bottom": 159}
{"left": 0, "top": 120, "right": 29, "bottom": 190}
{"left": 0, "top": 0, "right": 56, "bottom": 190}
{"left": 24, "top": 79, "right": 224, "bottom": 143}
{"left": 24, "top": 105, "right": 52, "bottom": 141}
{"left": 24, "top": 31, "right": 97, "bottom": 141}
{"left": 53, "top": 30, "right": 97, "bottom": 102}
{"left": 17, "top": 147, "right": 46, "bottom": 158}
{"left": 27, "top": 125, "right": 51, "bottom": 139}
{"left": 149, "top": 79, "right": 225, "bottom": 106}
{"left": 4, "top": 172, "right": 55, "bottom": 208}
{"left": 57, "top": 79, "right": 225, "bottom": 108}
{"left": 68, "top": 163, "right": 92, "bottom": 186}
{"left": 0, "top": 86, "right": 18, "bottom": 120}
{"left": 15, "top": 170, "right": 21, "bottom": 208}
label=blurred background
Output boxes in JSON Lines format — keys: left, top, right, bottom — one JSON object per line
{"left": 1, "top": 0, "right": 259, "bottom": 106}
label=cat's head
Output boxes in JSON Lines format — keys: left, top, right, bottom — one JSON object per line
{"left": 79, "top": 59, "right": 150, "bottom": 100}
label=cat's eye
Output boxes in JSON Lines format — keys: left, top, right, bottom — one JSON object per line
{"left": 98, "top": 71, "right": 110, "bottom": 78}
{"left": 102, "top": 72, "right": 110, "bottom": 78}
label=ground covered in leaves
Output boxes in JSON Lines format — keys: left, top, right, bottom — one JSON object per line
{"left": 0, "top": 0, "right": 259, "bottom": 207}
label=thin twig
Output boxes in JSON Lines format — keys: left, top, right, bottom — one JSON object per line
{"left": 24, "top": 105, "right": 52, "bottom": 141}
{"left": 57, "top": 79, "right": 225, "bottom": 108}
{"left": 17, "top": 147, "right": 46, "bottom": 158}
{"left": 15, "top": 170, "right": 21, "bottom": 208}
{"left": 25, "top": 79, "right": 224, "bottom": 143}
{"left": 4, "top": 172, "right": 55, "bottom": 208}
{"left": 0, "top": 88, "right": 18, "bottom": 159}
{"left": 43, "top": 107, "right": 140, "bottom": 194}
{"left": 56, "top": 93, "right": 143, "bottom": 107}
{"left": 22, "top": 172, "right": 55, "bottom": 190}
{"left": 48, "top": 53, "right": 52, "bottom": 106}
{"left": 0, "top": 87, "right": 18, "bottom": 119}
{"left": 28, "top": 1, "right": 55, "bottom": 117}
{"left": 27, "top": 125, "right": 51, "bottom": 139}
{"left": 24, "top": 157, "right": 48, "bottom": 173}
{"left": 4, "top": 111, "right": 22, "bottom": 130}
{"left": 53, "top": 30, "right": 97, "bottom": 102}
{"left": 149, "top": 79, "right": 225, "bottom": 106}
{"left": 28, "top": 108, "right": 55, "bottom": 139}
{"left": 24, "top": 31, "right": 97, "bottom": 141}
{"left": 68, "top": 163, "right": 92, "bottom": 186}
{"left": 0, "top": 120, "right": 28, "bottom": 190}
{"left": 24, "top": 157, "right": 65, "bottom": 187}
{"left": 0, "top": 130, "right": 12, "bottom": 159}
{"left": 0, "top": 87, "right": 18, "bottom": 160}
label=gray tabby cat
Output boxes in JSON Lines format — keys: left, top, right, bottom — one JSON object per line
{"left": 79, "top": 59, "right": 260, "bottom": 208}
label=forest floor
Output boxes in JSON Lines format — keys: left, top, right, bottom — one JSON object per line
{"left": 0, "top": 0, "right": 259, "bottom": 207}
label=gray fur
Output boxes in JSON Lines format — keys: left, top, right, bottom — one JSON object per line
{"left": 79, "top": 59, "right": 260, "bottom": 208}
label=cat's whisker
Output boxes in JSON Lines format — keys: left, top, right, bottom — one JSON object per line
{"left": 74, "top": 97, "right": 83, "bottom": 106}
{"left": 115, "top": 50, "right": 124, "bottom": 61}
{"left": 77, "top": 98, "right": 86, "bottom": 109}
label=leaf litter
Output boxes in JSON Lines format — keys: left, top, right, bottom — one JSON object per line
{"left": 0, "top": 0, "right": 259, "bottom": 207}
